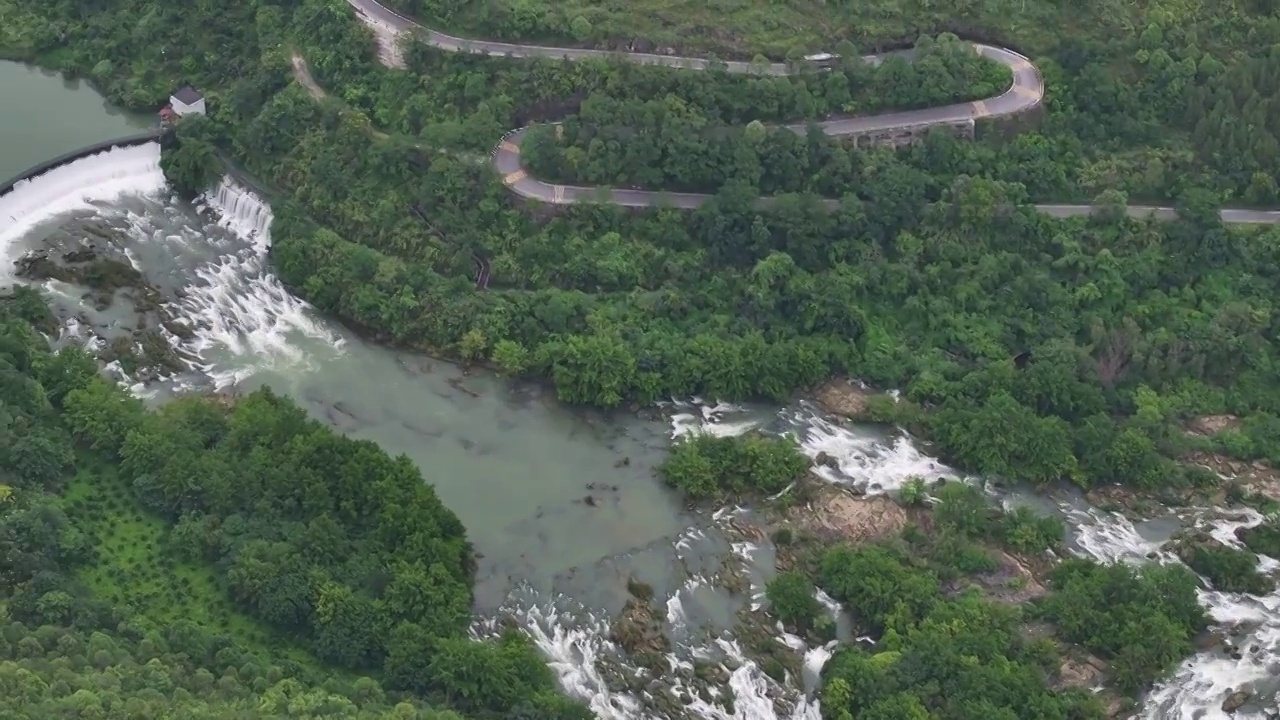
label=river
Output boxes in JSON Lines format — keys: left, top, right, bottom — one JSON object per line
{"left": 1, "top": 59, "right": 1278, "bottom": 720}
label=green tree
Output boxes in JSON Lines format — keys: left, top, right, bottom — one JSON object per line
{"left": 766, "top": 570, "right": 822, "bottom": 633}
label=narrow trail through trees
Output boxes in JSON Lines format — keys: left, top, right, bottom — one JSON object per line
{"left": 344, "top": 0, "right": 1280, "bottom": 224}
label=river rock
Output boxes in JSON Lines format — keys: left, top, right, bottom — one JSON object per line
{"left": 162, "top": 319, "right": 196, "bottom": 339}
{"left": 1187, "top": 414, "right": 1242, "bottom": 436}
{"left": 814, "top": 378, "right": 874, "bottom": 419}
{"left": 610, "top": 598, "right": 669, "bottom": 654}
{"left": 15, "top": 250, "right": 59, "bottom": 280}
{"left": 62, "top": 246, "right": 98, "bottom": 263}
{"left": 789, "top": 484, "right": 906, "bottom": 545}
{"left": 1196, "top": 630, "right": 1227, "bottom": 651}
{"left": 1223, "top": 690, "right": 1251, "bottom": 713}
{"left": 1056, "top": 653, "right": 1106, "bottom": 690}
{"left": 964, "top": 549, "right": 1047, "bottom": 605}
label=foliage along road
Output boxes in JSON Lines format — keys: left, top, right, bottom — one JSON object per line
{"left": 347, "top": 0, "right": 1280, "bottom": 224}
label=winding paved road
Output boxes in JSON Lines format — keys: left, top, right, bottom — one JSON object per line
{"left": 346, "top": 0, "right": 1280, "bottom": 224}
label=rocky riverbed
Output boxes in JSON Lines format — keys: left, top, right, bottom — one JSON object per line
{"left": 15, "top": 233, "right": 199, "bottom": 383}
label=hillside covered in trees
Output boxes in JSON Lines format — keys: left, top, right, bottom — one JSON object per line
{"left": 0, "top": 281, "right": 1236, "bottom": 717}
{"left": 0, "top": 287, "right": 587, "bottom": 719}
{"left": 5, "top": 0, "right": 1280, "bottom": 503}
{"left": 4, "top": 0, "right": 1280, "bottom": 713}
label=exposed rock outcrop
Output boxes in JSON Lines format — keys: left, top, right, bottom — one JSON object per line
{"left": 1186, "top": 414, "right": 1243, "bottom": 437}
{"left": 813, "top": 378, "right": 875, "bottom": 419}
{"left": 1055, "top": 652, "right": 1107, "bottom": 690}
{"left": 787, "top": 483, "right": 908, "bottom": 545}
{"left": 609, "top": 598, "right": 669, "bottom": 655}
{"left": 1184, "top": 449, "right": 1280, "bottom": 503}
{"left": 952, "top": 549, "right": 1047, "bottom": 605}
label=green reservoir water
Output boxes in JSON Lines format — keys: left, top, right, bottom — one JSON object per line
{"left": 0, "top": 62, "right": 150, "bottom": 179}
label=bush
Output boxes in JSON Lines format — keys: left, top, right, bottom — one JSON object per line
{"left": 658, "top": 433, "right": 809, "bottom": 499}
{"left": 1181, "top": 543, "right": 1271, "bottom": 595}
{"left": 1038, "top": 560, "right": 1207, "bottom": 691}
{"left": 1000, "top": 506, "right": 1066, "bottom": 554}
{"left": 1240, "top": 520, "right": 1280, "bottom": 557}
{"left": 898, "top": 477, "right": 928, "bottom": 506}
{"left": 766, "top": 570, "right": 822, "bottom": 633}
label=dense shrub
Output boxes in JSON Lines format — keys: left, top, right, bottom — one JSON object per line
{"left": 658, "top": 433, "right": 809, "bottom": 499}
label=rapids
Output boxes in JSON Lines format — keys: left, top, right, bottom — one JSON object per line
{"left": 2, "top": 141, "right": 1278, "bottom": 720}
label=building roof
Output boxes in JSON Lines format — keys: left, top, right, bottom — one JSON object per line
{"left": 171, "top": 85, "right": 203, "bottom": 105}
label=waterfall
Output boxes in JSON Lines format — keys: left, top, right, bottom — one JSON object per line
{"left": 205, "top": 177, "right": 273, "bottom": 250}
{"left": 0, "top": 143, "right": 165, "bottom": 254}
{"left": 0, "top": 157, "right": 341, "bottom": 392}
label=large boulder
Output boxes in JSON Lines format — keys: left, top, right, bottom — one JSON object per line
{"left": 814, "top": 378, "right": 874, "bottom": 419}
{"left": 1222, "top": 689, "right": 1250, "bottom": 713}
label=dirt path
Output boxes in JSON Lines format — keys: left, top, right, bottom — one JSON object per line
{"left": 291, "top": 53, "right": 397, "bottom": 141}
{"left": 290, "top": 54, "right": 326, "bottom": 101}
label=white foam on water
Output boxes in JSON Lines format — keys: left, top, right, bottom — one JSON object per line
{"left": 1067, "top": 504, "right": 1280, "bottom": 718}
{"left": 0, "top": 147, "right": 343, "bottom": 395}
{"left": 492, "top": 500, "right": 834, "bottom": 720}
{"left": 684, "top": 639, "right": 821, "bottom": 720}
{"left": 1140, "top": 619, "right": 1280, "bottom": 720}
{"left": 20, "top": 152, "right": 1280, "bottom": 720}
{"left": 516, "top": 603, "right": 645, "bottom": 720}
{"left": 666, "top": 588, "right": 690, "bottom": 632}
{"left": 787, "top": 408, "right": 954, "bottom": 494}
{"left": 0, "top": 143, "right": 166, "bottom": 281}
{"left": 662, "top": 388, "right": 1280, "bottom": 720}
{"left": 191, "top": 178, "right": 345, "bottom": 387}
{"left": 1065, "top": 505, "right": 1174, "bottom": 565}
{"left": 675, "top": 526, "right": 708, "bottom": 555}
{"left": 102, "top": 176, "right": 346, "bottom": 389}
{"left": 814, "top": 588, "right": 841, "bottom": 614}
{"left": 668, "top": 398, "right": 762, "bottom": 439}
{"left": 663, "top": 398, "right": 954, "bottom": 495}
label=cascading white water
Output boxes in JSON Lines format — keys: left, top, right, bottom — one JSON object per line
{"left": 1125, "top": 508, "right": 1280, "bottom": 720}
{"left": 470, "top": 498, "right": 846, "bottom": 720}
{"left": 205, "top": 177, "right": 273, "bottom": 248}
{"left": 0, "top": 144, "right": 342, "bottom": 392}
{"left": 790, "top": 407, "right": 953, "bottom": 493}
{"left": 1064, "top": 505, "right": 1177, "bottom": 565}
{"left": 9, "top": 141, "right": 1280, "bottom": 720}
{"left": 665, "top": 398, "right": 956, "bottom": 495}
{"left": 3, "top": 137, "right": 842, "bottom": 720}
{"left": 657, "top": 397, "right": 1280, "bottom": 720}
{"left": 0, "top": 143, "right": 165, "bottom": 269}
{"left": 180, "top": 176, "right": 344, "bottom": 388}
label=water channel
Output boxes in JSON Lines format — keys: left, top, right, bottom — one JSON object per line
{"left": 2, "top": 59, "right": 1278, "bottom": 720}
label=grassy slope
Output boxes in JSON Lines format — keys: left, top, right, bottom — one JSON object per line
{"left": 60, "top": 458, "right": 321, "bottom": 667}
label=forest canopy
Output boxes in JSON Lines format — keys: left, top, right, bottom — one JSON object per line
{"left": 8, "top": 0, "right": 1280, "bottom": 494}
{"left": 4, "top": 0, "right": 1280, "bottom": 713}
{"left": 0, "top": 287, "right": 585, "bottom": 719}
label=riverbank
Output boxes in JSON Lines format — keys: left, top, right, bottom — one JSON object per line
{"left": 7, "top": 12, "right": 1280, "bottom": 715}
{"left": 9, "top": 161, "right": 1280, "bottom": 716}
